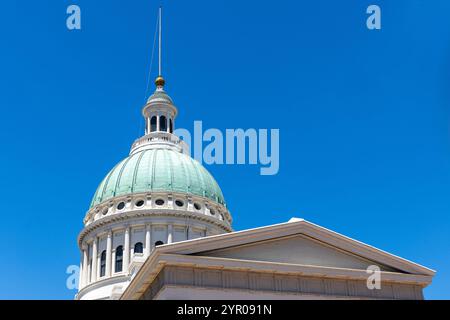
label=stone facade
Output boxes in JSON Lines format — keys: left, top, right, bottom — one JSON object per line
{"left": 121, "top": 219, "right": 435, "bottom": 300}
{"left": 141, "top": 266, "right": 424, "bottom": 300}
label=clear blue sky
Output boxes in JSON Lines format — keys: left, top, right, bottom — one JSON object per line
{"left": 0, "top": 0, "right": 449, "bottom": 299}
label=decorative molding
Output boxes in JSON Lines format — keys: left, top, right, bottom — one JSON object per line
{"left": 142, "top": 220, "right": 434, "bottom": 276}
{"left": 136, "top": 264, "right": 425, "bottom": 300}
{"left": 78, "top": 209, "right": 232, "bottom": 247}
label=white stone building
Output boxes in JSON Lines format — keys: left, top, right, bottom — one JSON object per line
{"left": 76, "top": 11, "right": 435, "bottom": 298}
{"left": 75, "top": 73, "right": 434, "bottom": 300}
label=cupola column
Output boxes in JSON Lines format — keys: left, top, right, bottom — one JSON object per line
{"left": 166, "top": 112, "right": 170, "bottom": 133}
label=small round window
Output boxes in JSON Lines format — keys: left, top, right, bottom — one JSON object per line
{"left": 117, "top": 202, "right": 125, "bottom": 210}
{"left": 102, "top": 208, "right": 108, "bottom": 215}
{"left": 194, "top": 203, "right": 201, "bottom": 210}
{"left": 175, "top": 200, "right": 184, "bottom": 207}
{"left": 155, "top": 199, "right": 165, "bottom": 206}
{"left": 210, "top": 208, "right": 216, "bottom": 215}
{"left": 135, "top": 200, "right": 145, "bottom": 207}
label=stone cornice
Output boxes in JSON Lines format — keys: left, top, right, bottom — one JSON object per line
{"left": 85, "top": 191, "right": 232, "bottom": 225}
{"left": 120, "top": 219, "right": 435, "bottom": 300}
{"left": 77, "top": 274, "right": 130, "bottom": 300}
{"left": 144, "top": 219, "right": 435, "bottom": 276}
{"left": 121, "top": 252, "right": 433, "bottom": 300}
{"left": 78, "top": 209, "right": 233, "bottom": 247}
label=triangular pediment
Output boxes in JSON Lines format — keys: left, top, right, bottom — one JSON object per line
{"left": 152, "top": 219, "right": 434, "bottom": 276}
{"left": 122, "top": 219, "right": 435, "bottom": 300}
{"left": 192, "top": 234, "right": 400, "bottom": 272}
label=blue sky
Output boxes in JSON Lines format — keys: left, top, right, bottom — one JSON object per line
{"left": 0, "top": 0, "right": 449, "bottom": 299}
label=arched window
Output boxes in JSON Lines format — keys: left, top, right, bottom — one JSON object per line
{"left": 160, "top": 115, "right": 167, "bottom": 132}
{"left": 100, "top": 250, "right": 106, "bottom": 277}
{"left": 134, "top": 242, "right": 143, "bottom": 254}
{"left": 150, "top": 116, "right": 157, "bottom": 132}
{"left": 169, "top": 118, "right": 173, "bottom": 133}
{"left": 115, "top": 246, "right": 123, "bottom": 273}
{"left": 155, "top": 241, "right": 164, "bottom": 246}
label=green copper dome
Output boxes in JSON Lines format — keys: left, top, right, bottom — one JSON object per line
{"left": 90, "top": 148, "right": 226, "bottom": 208}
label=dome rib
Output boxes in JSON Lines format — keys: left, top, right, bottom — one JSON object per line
{"left": 115, "top": 153, "right": 139, "bottom": 196}
{"left": 167, "top": 149, "right": 174, "bottom": 189}
{"left": 113, "top": 155, "right": 134, "bottom": 197}
{"left": 196, "top": 161, "right": 208, "bottom": 198}
{"left": 133, "top": 149, "right": 152, "bottom": 193}
{"left": 179, "top": 152, "right": 191, "bottom": 194}
{"left": 191, "top": 158, "right": 200, "bottom": 196}
{"left": 130, "top": 150, "right": 146, "bottom": 193}
{"left": 99, "top": 159, "right": 126, "bottom": 204}
{"left": 201, "top": 165, "right": 215, "bottom": 201}
{"left": 150, "top": 149, "right": 157, "bottom": 190}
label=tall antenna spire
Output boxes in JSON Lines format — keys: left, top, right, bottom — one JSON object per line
{"left": 158, "top": 6, "right": 162, "bottom": 76}
{"left": 155, "top": 6, "right": 165, "bottom": 88}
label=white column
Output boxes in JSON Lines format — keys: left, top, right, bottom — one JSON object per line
{"left": 156, "top": 114, "right": 160, "bottom": 132}
{"left": 166, "top": 112, "right": 170, "bottom": 132}
{"left": 106, "top": 231, "right": 112, "bottom": 277}
{"left": 96, "top": 252, "right": 100, "bottom": 279}
{"left": 91, "top": 238, "right": 98, "bottom": 282}
{"left": 145, "top": 224, "right": 151, "bottom": 257}
{"left": 78, "top": 261, "right": 83, "bottom": 290}
{"left": 82, "top": 246, "right": 88, "bottom": 287}
{"left": 167, "top": 224, "right": 173, "bottom": 244}
{"left": 112, "top": 250, "right": 116, "bottom": 274}
{"left": 124, "top": 226, "right": 130, "bottom": 274}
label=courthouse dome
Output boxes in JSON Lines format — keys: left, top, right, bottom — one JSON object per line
{"left": 77, "top": 11, "right": 233, "bottom": 301}
{"left": 90, "top": 148, "right": 226, "bottom": 208}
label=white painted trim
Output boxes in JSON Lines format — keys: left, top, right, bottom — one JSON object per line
{"left": 121, "top": 219, "right": 435, "bottom": 300}
{"left": 121, "top": 252, "right": 432, "bottom": 300}
{"left": 147, "top": 219, "right": 435, "bottom": 276}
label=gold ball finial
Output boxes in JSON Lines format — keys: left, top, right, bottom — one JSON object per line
{"left": 155, "top": 76, "right": 165, "bottom": 87}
